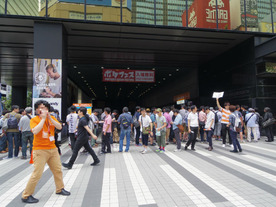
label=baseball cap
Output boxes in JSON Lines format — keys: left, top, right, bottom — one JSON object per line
{"left": 146, "top": 108, "right": 151, "bottom": 112}
{"left": 156, "top": 108, "right": 162, "bottom": 112}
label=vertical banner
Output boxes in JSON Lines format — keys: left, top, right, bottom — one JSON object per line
{"left": 32, "top": 58, "right": 62, "bottom": 117}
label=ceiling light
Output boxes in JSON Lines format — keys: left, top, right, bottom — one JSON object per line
{"left": 81, "top": 76, "right": 84, "bottom": 79}
{"left": 158, "top": 81, "right": 161, "bottom": 84}
{"left": 101, "top": 67, "right": 104, "bottom": 69}
{"left": 74, "top": 65, "right": 77, "bottom": 69}
{"left": 152, "top": 68, "right": 155, "bottom": 71}
{"left": 127, "top": 67, "right": 130, "bottom": 70}
{"left": 154, "top": 84, "right": 157, "bottom": 86}
{"left": 163, "top": 78, "right": 166, "bottom": 80}
{"left": 78, "top": 72, "right": 81, "bottom": 74}
{"left": 84, "top": 80, "right": 87, "bottom": 82}
{"left": 169, "top": 74, "right": 172, "bottom": 76}
{"left": 176, "top": 69, "right": 179, "bottom": 71}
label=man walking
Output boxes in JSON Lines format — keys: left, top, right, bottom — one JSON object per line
{"left": 205, "top": 107, "right": 215, "bottom": 151}
{"left": 185, "top": 105, "right": 199, "bottom": 151}
{"left": 22, "top": 100, "right": 70, "bottom": 203}
{"left": 18, "top": 107, "right": 33, "bottom": 159}
{"left": 118, "top": 107, "right": 133, "bottom": 152}
{"left": 245, "top": 108, "right": 258, "bottom": 142}
{"left": 62, "top": 107, "right": 100, "bottom": 169}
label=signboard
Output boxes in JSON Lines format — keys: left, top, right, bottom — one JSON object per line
{"left": 182, "top": 0, "right": 230, "bottom": 29}
{"left": 173, "top": 92, "right": 190, "bottom": 102}
{"left": 69, "top": 12, "right": 103, "bottom": 21}
{"left": 111, "top": 0, "right": 132, "bottom": 10}
{"left": 176, "top": 99, "right": 185, "bottom": 105}
{"left": 102, "top": 69, "right": 155, "bottom": 83}
{"left": 33, "top": 58, "right": 62, "bottom": 117}
{"left": 60, "top": 0, "right": 112, "bottom": 6}
{"left": 241, "top": 0, "right": 258, "bottom": 28}
{"left": 73, "top": 103, "right": 92, "bottom": 115}
{"left": 259, "top": 22, "right": 276, "bottom": 33}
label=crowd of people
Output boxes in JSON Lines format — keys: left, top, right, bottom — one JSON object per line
{"left": 0, "top": 99, "right": 275, "bottom": 203}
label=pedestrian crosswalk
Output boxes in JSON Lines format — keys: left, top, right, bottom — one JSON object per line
{"left": 0, "top": 141, "right": 276, "bottom": 207}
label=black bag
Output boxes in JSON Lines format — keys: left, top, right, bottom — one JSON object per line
{"left": 121, "top": 116, "right": 129, "bottom": 129}
{"left": 262, "top": 118, "right": 276, "bottom": 128}
{"left": 7, "top": 114, "right": 18, "bottom": 129}
{"left": 214, "top": 112, "right": 219, "bottom": 124}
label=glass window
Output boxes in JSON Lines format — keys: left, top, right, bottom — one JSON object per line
{"left": 0, "top": 0, "right": 5, "bottom": 14}
{"left": 156, "top": 0, "right": 186, "bottom": 27}
{"left": 47, "top": 0, "right": 84, "bottom": 20}
{"left": 7, "top": 0, "right": 39, "bottom": 16}
{"left": 124, "top": 0, "right": 154, "bottom": 24}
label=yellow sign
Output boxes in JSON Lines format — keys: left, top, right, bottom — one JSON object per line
{"left": 259, "top": 22, "right": 276, "bottom": 33}
{"left": 73, "top": 103, "right": 92, "bottom": 115}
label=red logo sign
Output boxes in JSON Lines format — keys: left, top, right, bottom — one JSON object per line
{"left": 102, "top": 69, "right": 155, "bottom": 83}
{"left": 182, "top": 0, "right": 230, "bottom": 30}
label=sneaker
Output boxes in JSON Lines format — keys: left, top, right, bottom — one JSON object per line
{"left": 160, "top": 149, "right": 164, "bottom": 153}
{"left": 22, "top": 195, "right": 39, "bottom": 203}
{"left": 230, "top": 150, "right": 238, "bottom": 153}
{"left": 156, "top": 149, "right": 161, "bottom": 152}
{"left": 230, "top": 144, "right": 233, "bottom": 148}
{"left": 151, "top": 143, "right": 156, "bottom": 146}
{"left": 174, "top": 149, "right": 181, "bottom": 152}
{"left": 140, "top": 149, "right": 145, "bottom": 153}
{"left": 62, "top": 163, "right": 72, "bottom": 169}
{"left": 3, "top": 157, "right": 12, "bottom": 160}
{"left": 142, "top": 150, "right": 147, "bottom": 154}
{"left": 239, "top": 149, "right": 242, "bottom": 152}
{"left": 90, "top": 160, "right": 100, "bottom": 166}
{"left": 222, "top": 144, "right": 225, "bottom": 147}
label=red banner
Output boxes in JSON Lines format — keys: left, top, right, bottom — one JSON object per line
{"left": 182, "top": 0, "right": 230, "bottom": 30}
{"left": 102, "top": 69, "right": 155, "bottom": 83}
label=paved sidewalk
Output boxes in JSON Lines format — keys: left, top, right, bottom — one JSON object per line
{"left": 0, "top": 138, "right": 276, "bottom": 207}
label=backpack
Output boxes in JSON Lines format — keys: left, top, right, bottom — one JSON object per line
{"left": 234, "top": 114, "right": 241, "bottom": 132}
{"left": 214, "top": 112, "right": 219, "bottom": 124}
{"left": 121, "top": 116, "right": 129, "bottom": 129}
{"left": 7, "top": 114, "right": 18, "bottom": 129}
{"left": 133, "top": 114, "right": 140, "bottom": 128}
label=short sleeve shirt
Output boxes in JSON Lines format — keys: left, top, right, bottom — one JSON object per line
{"left": 188, "top": 112, "right": 199, "bottom": 127}
{"left": 66, "top": 113, "right": 78, "bottom": 133}
{"left": 156, "top": 115, "right": 166, "bottom": 132}
{"left": 139, "top": 115, "right": 152, "bottom": 132}
{"left": 220, "top": 108, "right": 231, "bottom": 124}
{"left": 31, "top": 116, "right": 58, "bottom": 150}
{"left": 205, "top": 112, "right": 215, "bottom": 129}
{"left": 77, "top": 116, "right": 89, "bottom": 139}
{"left": 103, "top": 115, "right": 112, "bottom": 133}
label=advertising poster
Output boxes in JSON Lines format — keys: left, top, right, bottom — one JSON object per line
{"left": 102, "top": 69, "right": 155, "bottom": 83}
{"left": 182, "top": 0, "right": 230, "bottom": 29}
{"left": 73, "top": 103, "right": 92, "bottom": 115}
{"left": 33, "top": 58, "right": 62, "bottom": 117}
{"left": 241, "top": 0, "right": 258, "bottom": 28}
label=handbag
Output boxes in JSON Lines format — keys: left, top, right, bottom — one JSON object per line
{"left": 262, "top": 118, "right": 276, "bottom": 128}
{"left": 177, "top": 124, "right": 185, "bottom": 133}
{"left": 141, "top": 116, "right": 151, "bottom": 135}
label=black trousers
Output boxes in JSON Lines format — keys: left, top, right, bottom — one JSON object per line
{"left": 186, "top": 127, "right": 198, "bottom": 149}
{"left": 69, "top": 137, "right": 99, "bottom": 165}
{"left": 221, "top": 123, "right": 232, "bottom": 144}
{"left": 69, "top": 133, "right": 76, "bottom": 150}
{"left": 55, "top": 133, "right": 61, "bottom": 155}
{"left": 265, "top": 126, "right": 274, "bottom": 141}
{"left": 135, "top": 127, "right": 140, "bottom": 145}
{"left": 102, "top": 133, "right": 111, "bottom": 153}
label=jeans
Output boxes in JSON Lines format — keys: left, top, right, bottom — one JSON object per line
{"left": 21, "top": 131, "right": 33, "bottom": 157}
{"left": 7, "top": 132, "right": 20, "bottom": 158}
{"left": 0, "top": 134, "right": 7, "bottom": 151}
{"left": 186, "top": 127, "right": 198, "bottom": 149}
{"left": 230, "top": 130, "right": 241, "bottom": 151}
{"left": 214, "top": 122, "right": 221, "bottom": 136}
{"left": 173, "top": 128, "right": 181, "bottom": 149}
{"left": 221, "top": 123, "right": 232, "bottom": 145}
{"left": 206, "top": 129, "right": 214, "bottom": 147}
{"left": 135, "top": 127, "right": 140, "bottom": 145}
{"left": 102, "top": 133, "right": 111, "bottom": 153}
{"left": 69, "top": 137, "right": 99, "bottom": 165}
{"left": 119, "top": 128, "right": 131, "bottom": 151}
{"left": 199, "top": 124, "right": 205, "bottom": 141}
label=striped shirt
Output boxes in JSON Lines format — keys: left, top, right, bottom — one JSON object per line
{"left": 220, "top": 108, "right": 231, "bottom": 124}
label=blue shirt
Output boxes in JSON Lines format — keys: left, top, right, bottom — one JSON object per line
{"left": 150, "top": 113, "right": 156, "bottom": 123}
{"left": 173, "top": 114, "right": 182, "bottom": 130}
{"left": 118, "top": 113, "right": 133, "bottom": 130}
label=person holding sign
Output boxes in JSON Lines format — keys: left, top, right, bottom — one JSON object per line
{"left": 22, "top": 100, "right": 70, "bottom": 204}
{"left": 216, "top": 98, "right": 232, "bottom": 148}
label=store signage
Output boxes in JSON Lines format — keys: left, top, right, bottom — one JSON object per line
{"left": 173, "top": 92, "right": 190, "bottom": 102}
{"left": 102, "top": 69, "right": 155, "bottom": 83}
{"left": 176, "top": 99, "right": 185, "bottom": 105}
{"left": 182, "top": 0, "right": 230, "bottom": 29}
{"left": 69, "top": 12, "right": 103, "bottom": 21}
{"left": 241, "top": 0, "right": 258, "bottom": 28}
{"left": 73, "top": 103, "right": 92, "bottom": 115}
{"left": 32, "top": 58, "right": 62, "bottom": 117}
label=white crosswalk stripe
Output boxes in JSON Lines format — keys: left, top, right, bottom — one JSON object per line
{"left": 165, "top": 151, "right": 255, "bottom": 207}
{"left": 123, "top": 152, "right": 156, "bottom": 205}
{"left": 244, "top": 144, "right": 276, "bottom": 154}
{"left": 241, "top": 154, "right": 276, "bottom": 168}
{"left": 100, "top": 168, "right": 119, "bottom": 207}
{"left": 43, "top": 164, "right": 83, "bottom": 207}
{"left": 217, "top": 156, "right": 276, "bottom": 182}
{"left": 160, "top": 164, "right": 216, "bottom": 207}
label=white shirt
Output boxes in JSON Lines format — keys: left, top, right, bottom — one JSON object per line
{"left": 169, "top": 111, "right": 174, "bottom": 118}
{"left": 188, "top": 112, "right": 199, "bottom": 127}
{"left": 139, "top": 115, "right": 152, "bottom": 132}
{"left": 90, "top": 113, "right": 99, "bottom": 129}
{"left": 205, "top": 112, "right": 215, "bottom": 129}
{"left": 66, "top": 113, "right": 78, "bottom": 133}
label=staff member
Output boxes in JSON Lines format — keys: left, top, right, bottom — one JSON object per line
{"left": 22, "top": 100, "right": 70, "bottom": 204}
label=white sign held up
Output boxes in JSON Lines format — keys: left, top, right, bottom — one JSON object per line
{"left": 212, "top": 92, "right": 224, "bottom": 99}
